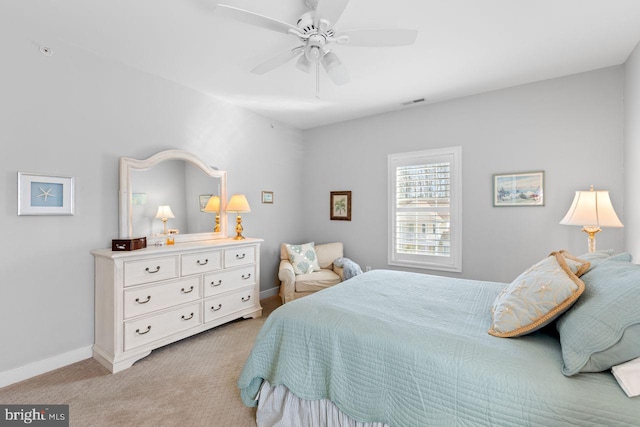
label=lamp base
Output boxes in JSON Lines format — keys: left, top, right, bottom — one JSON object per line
{"left": 582, "top": 226, "right": 601, "bottom": 253}
{"left": 233, "top": 215, "right": 246, "bottom": 240}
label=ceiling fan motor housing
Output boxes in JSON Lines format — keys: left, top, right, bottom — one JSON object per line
{"left": 297, "top": 12, "right": 316, "bottom": 34}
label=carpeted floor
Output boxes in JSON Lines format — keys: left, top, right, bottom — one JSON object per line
{"left": 0, "top": 296, "right": 282, "bottom": 427}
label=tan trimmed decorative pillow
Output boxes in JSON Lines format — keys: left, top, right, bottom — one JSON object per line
{"left": 488, "top": 251, "right": 589, "bottom": 338}
{"left": 558, "top": 250, "right": 591, "bottom": 277}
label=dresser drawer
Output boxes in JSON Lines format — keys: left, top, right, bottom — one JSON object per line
{"left": 124, "top": 256, "right": 179, "bottom": 286}
{"left": 204, "top": 289, "right": 255, "bottom": 323}
{"left": 224, "top": 246, "right": 255, "bottom": 268}
{"left": 204, "top": 266, "right": 255, "bottom": 297}
{"left": 124, "top": 302, "right": 201, "bottom": 351}
{"left": 181, "top": 250, "right": 222, "bottom": 276}
{"left": 123, "top": 276, "right": 201, "bottom": 319}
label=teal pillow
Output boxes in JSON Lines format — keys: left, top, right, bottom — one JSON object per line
{"left": 557, "top": 260, "right": 640, "bottom": 376}
{"left": 577, "top": 250, "right": 632, "bottom": 269}
{"left": 488, "top": 252, "right": 588, "bottom": 338}
{"left": 606, "top": 252, "right": 633, "bottom": 263}
{"left": 577, "top": 249, "right": 614, "bottom": 267}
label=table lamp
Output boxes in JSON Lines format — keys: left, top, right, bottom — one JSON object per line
{"left": 560, "top": 185, "right": 623, "bottom": 253}
{"left": 203, "top": 195, "right": 221, "bottom": 232}
{"left": 226, "top": 194, "right": 251, "bottom": 240}
{"left": 155, "top": 205, "right": 175, "bottom": 235}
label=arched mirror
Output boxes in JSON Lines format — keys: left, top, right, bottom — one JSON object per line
{"left": 119, "top": 150, "right": 227, "bottom": 244}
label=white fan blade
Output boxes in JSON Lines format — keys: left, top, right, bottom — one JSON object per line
{"left": 337, "top": 28, "right": 418, "bottom": 46}
{"left": 215, "top": 4, "right": 299, "bottom": 35}
{"left": 321, "top": 51, "right": 350, "bottom": 86}
{"left": 314, "top": 0, "right": 350, "bottom": 29}
{"left": 252, "top": 46, "right": 304, "bottom": 74}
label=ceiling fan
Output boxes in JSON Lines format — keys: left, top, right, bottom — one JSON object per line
{"left": 214, "top": 0, "right": 418, "bottom": 92}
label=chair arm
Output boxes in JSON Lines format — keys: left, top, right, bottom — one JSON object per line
{"left": 278, "top": 260, "right": 296, "bottom": 303}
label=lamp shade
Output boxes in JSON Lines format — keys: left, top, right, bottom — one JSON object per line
{"left": 560, "top": 188, "right": 623, "bottom": 228}
{"left": 154, "top": 205, "right": 175, "bottom": 220}
{"left": 203, "top": 196, "right": 221, "bottom": 213}
{"left": 227, "top": 194, "right": 251, "bottom": 213}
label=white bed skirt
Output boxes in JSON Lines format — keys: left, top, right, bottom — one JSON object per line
{"left": 256, "top": 381, "right": 389, "bottom": 427}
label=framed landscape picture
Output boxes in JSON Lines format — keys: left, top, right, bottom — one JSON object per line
{"left": 330, "top": 191, "right": 351, "bottom": 221}
{"left": 493, "top": 171, "right": 544, "bottom": 207}
{"left": 18, "top": 172, "right": 75, "bottom": 215}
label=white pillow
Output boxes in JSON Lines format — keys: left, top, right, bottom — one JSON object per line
{"left": 612, "top": 357, "right": 640, "bottom": 397}
{"left": 285, "top": 242, "right": 321, "bottom": 275}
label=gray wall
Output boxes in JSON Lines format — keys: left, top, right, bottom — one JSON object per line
{"left": 303, "top": 67, "right": 625, "bottom": 283}
{"left": 0, "top": 27, "right": 630, "bottom": 382}
{"left": 624, "top": 42, "right": 640, "bottom": 259}
{"left": 0, "top": 35, "right": 303, "bottom": 372}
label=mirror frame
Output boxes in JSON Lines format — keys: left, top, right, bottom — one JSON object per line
{"left": 119, "top": 149, "right": 227, "bottom": 243}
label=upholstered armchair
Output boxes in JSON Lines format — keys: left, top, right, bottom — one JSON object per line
{"left": 278, "top": 242, "right": 345, "bottom": 304}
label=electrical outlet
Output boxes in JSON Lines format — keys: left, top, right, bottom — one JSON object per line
{"left": 365, "top": 266, "right": 372, "bottom": 272}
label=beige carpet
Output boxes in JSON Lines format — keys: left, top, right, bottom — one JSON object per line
{"left": 0, "top": 296, "right": 282, "bottom": 427}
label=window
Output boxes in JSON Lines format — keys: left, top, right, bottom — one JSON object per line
{"left": 388, "top": 147, "right": 462, "bottom": 272}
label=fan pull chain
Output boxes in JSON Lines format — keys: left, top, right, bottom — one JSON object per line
{"left": 315, "top": 62, "right": 320, "bottom": 98}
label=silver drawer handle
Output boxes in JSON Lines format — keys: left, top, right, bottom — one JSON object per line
{"left": 211, "top": 304, "right": 222, "bottom": 312}
{"left": 197, "top": 259, "right": 209, "bottom": 266}
{"left": 135, "top": 295, "right": 151, "bottom": 304}
{"left": 241, "top": 295, "right": 251, "bottom": 302}
{"left": 241, "top": 273, "right": 251, "bottom": 280}
{"left": 181, "top": 286, "right": 194, "bottom": 294}
{"left": 210, "top": 280, "right": 222, "bottom": 287}
{"left": 136, "top": 326, "right": 152, "bottom": 335}
{"left": 145, "top": 266, "right": 161, "bottom": 274}
{"left": 181, "top": 312, "right": 194, "bottom": 321}
{"left": 236, "top": 253, "right": 246, "bottom": 259}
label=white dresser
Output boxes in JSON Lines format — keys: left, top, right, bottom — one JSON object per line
{"left": 91, "top": 238, "right": 262, "bottom": 373}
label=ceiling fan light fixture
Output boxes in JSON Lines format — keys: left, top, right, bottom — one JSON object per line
{"left": 296, "top": 54, "right": 312, "bottom": 73}
{"left": 305, "top": 45, "right": 322, "bottom": 61}
{"left": 322, "top": 51, "right": 341, "bottom": 70}
{"left": 321, "top": 51, "right": 350, "bottom": 86}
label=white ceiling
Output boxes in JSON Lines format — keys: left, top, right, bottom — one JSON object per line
{"left": 5, "top": 0, "right": 640, "bottom": 129}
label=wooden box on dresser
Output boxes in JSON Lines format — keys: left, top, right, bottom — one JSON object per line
{"left": 91, "top": 237, "right": 263, "bottom": 373}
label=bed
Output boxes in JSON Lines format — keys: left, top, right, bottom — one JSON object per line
{"left": 239, "top": 265, "right": 640, "bottom": 426}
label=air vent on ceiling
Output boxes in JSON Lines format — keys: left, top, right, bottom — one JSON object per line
{"left": 401, "top": 98, "right": 426, "bottom": 106}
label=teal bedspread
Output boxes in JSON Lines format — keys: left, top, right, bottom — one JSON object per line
{"left": 239, "top": 270, "right": 640, "bottom": 426}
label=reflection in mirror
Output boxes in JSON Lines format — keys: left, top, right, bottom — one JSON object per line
{"left": 120, "top": 150, "right": 227, "bottom": 244}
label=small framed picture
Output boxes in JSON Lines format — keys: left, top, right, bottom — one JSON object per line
{"left": 261, "top": 191, "right": 273, "bottom": 204}
{"left": 493, "top": 171, "right": 544, "bottom": 207}
{"left": 18, "top": 172, "right": 75, "bottom": 215}
{"left": 330, "top": 191, "right": 351, "bottom": 221}
{"left": 199, "top": 194, "right": 213, "bottom": 212}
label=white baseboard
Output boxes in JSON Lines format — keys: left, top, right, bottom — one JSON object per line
{"left": 0, "top": 346, "right": 92, "bottom": 389}
{"left": 260, "top": 286, "right": 279, "bottom": 299}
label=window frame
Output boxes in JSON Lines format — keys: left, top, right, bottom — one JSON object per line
{"left": 387, "top": 146, "right": 462, "bottom": 272}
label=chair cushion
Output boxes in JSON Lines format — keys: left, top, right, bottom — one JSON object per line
{"left": 295, "top": 269, "right": 342, "bottom": 293}
{"left": 281, "top": 242, "right": 344, "bottom": 268}
{"left": 315, "top": 242, "right": 344, "bottom": 269}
